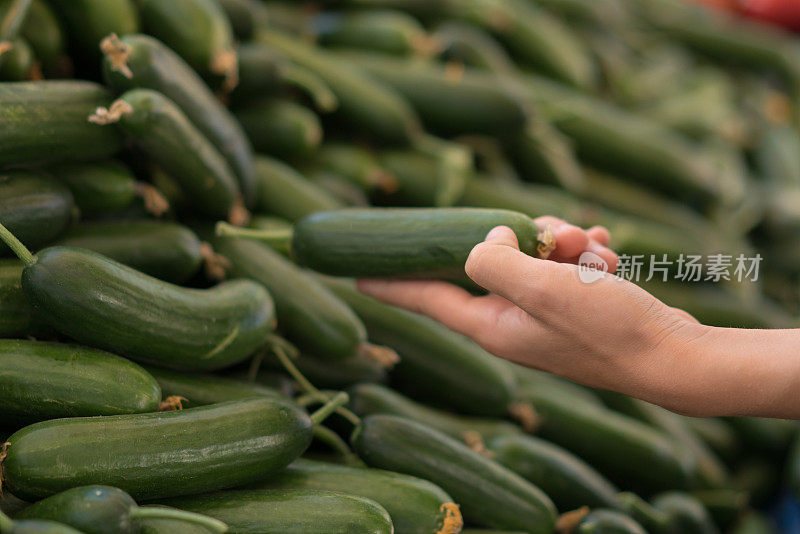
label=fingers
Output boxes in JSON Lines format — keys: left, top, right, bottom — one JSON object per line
{"left": 588, "top": 226, "right": 610, "bottom": 246}
{"left": 533, "top": 218, "right": 617, "bottom": 273}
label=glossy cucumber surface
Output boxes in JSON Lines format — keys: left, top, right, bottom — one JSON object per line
{"left": 50, "top": 161, "right": 138, "bottom": 217}
{"left": 0, "top": 259, "right": 45, "bottom": 337}
{"left": 3, "top": 398, "right": 312, "bottom": 500}
{"left": 235, "top": 99, "right": 322, "bottom": 160}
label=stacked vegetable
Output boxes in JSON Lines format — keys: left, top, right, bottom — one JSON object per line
{"left": 1, "top": 0, "right": 799, "bottom": 532}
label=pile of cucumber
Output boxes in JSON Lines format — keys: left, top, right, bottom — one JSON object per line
{"left": 1, "top": 0, "right": 799, "bottom": 532}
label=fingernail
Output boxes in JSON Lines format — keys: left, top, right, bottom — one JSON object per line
{"left": 485, "top": 227, "right": 503, "bottom": 241}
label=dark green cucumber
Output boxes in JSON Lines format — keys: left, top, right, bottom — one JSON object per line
{"left": 577, "top": 509, "right": 647, "bottom": 534}
{"left": 0, "top": 513, "right": 83, "bottom": 534}
{"left": 255, "top": 29, "right": 422, "bottom": 145}
{"left": 348, "top": 383, "right": 522, "bottom": 443}
{"left": 512, "top": 364, "right": 605, "bottom": 408}
{"left": 248, "top": 459, "right": 461, "bottom": 534}
{"left": 212, "top": 236, "right": 374, "bottom": 360}
{"left": 352, "top": 414, "right": 556, "bottom": 532}
{"left": 308, "top": 173, "right": 371, "bottom": 207}
{"left": 55, "top": 221, "right": 202, "bottom": 283}
{"left": 341, "top": 52, "right": 528, "bottom": 136}
{"left": 145, "top": 366, "right": 287, "bottom": 409}
{"left": 0, "top": 81, "right": 122, "bottom": 166}
{"left": 254, "top": 155, "right": 343, "bottom": 221}
{"left": 218, "top": 0, "right": 268, "bottom": 40}
{"left": 324, "top": 278, "right": 515, "bottom": 416}
{"left": 18, "top": 0, "right": 65, "bottom": 75}
{"left": 2, "top": 397, "right": 312, "bottom": 500}
{"left": 14, "top": 246, "right": 274, "bottom": 371}
{"left": 0, "top": 259, "right": 46, "bottom": 338}
{"left": 0, "top": 39, "right": 33, "bottom": 81}
{"left": 138, "top": 0, "right": 237, "bottom": 90}
{"left": 292, "top": 207, "right": 549, "bottom": 279}
{"left": 312, "top": 143, "right": 398, "bottom": 193}
{"left": 261, "top": 351, "right": 389, "bottom": 389}
{"left": 92, "top": 88, "right": 243, "bottom": 221}
{"left": 486, "top": 433, "right": 621, "bottom": 512}
{"left": 651, "top": 492, "right": 718, "bottom": 534}
{"left": 136, "top": 505, "right": 225, "bottom": 534}
{"left": 515, "top": 382, "right": 696, "bottom": 493}
{"left": 313, "top": 10, "right": 436, "bottom": 57}
{"left": 689, "top": 489, "right": 747, "bottom": 531}
{"left": 682, "top": 417, "right": 741, "bottom": 465}
{"left": 616, "top": 492, "right": 671, "bottom": 533}
{"left": 0, "top": 339, "right": 161, "bottom": 426}
{"left": 725, "top": 417, "right": 798, "bottom": 455}
{"left": 159, "top": 489, "right": 393, "bottom": 534}
{"left": 101, "top": 34, "right": 257, "bottom": 206}
{"left": 234, "top": 99, "right": 322, "bottom": 160}
{"left": 17, "top": 486, "right": 226, "bottom": 534}
{"left": 0, "top": 171, "right": 74, "bottom": 254}
{"left": 434, "top": 22, "right": 517, "bottom": 73}
{"left": 0, "top": 491, "right": 28, "bottom": 517}
{"left": 47, "top": 0, "right": 138, "bottom": 60}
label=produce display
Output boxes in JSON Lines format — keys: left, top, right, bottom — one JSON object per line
{"left": 1, "top": 0, "right": 800, "bottom": 533}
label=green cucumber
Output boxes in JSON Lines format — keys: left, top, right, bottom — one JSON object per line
{"left": 0, "top": 491, "right": 28, "bottom": 516}
{"left": 234, "top": 99, "right": 322, "bottom": 160}
{"left": 90, "top": 88, "right": 244, "bottom": 221}
{"left": 682, "top": 417, "right": 741, "bottom": 464}
{"left": 515, "top": 382, "right": 696, "bottom": 493}
{"left": 101, "top": 34, "right": 257, "bottom": 206}
{"left": 340, "top": 52, "right": 528, "bottom": 136}
{"left": 260, "top": 351, "right": 389, "bottom": 389}
{"left": 159, "top": 489, "right": 393, "bottom": 533}
{"left": 434, "top": 22, "right": 517, "bottom": 73}
{"left": 136, "top": 505, "right": 225, "bottom": 534}
{"left": 254, "top": 155, "right": 343, "bottom": 221}
{"left": 0, "top": 259, "right": 46, "bottom": 338}
{"left": 689, "top": 489, "right": 748, "bottom": 531}
{"left": 348, "top": 383, "right": 522, "bottom": 442}
{"left": 0, "top": 81, "right": 122, "bottom": 166}
{"left": 616, "top": 492, "right": 671, "bottom": 533}
{"left": 138, "top": 0, "right": 237, "bottom": 90}
{"left": 17, "top": 486, "right": 226, "bottom": 534}
{"left": 0, "top": 171, "right": 74, "bottom": 254}
{"left": 1, "top": 235, "right": 274, "bottom": 371}
{"left": 651, "top": 492, "right": 718, "bottom": 534}
{"left": 512, "top": 364, "right": 605, "bottom": 408}
{"left": 47, "top": 0, "right": 138, "bottom": 61}
{"left": 291, "top": 207, "right": 550, "bottom": 279}
{"left": 352, "top": 414, "right": 556, "bottom": 532}
{"left": 212, "top": 235, "right": 380, "bottom": 361}
{"left": 18, "top": 0, "right": 65, "bottom": 75}
{"left": 255, "top": 29, "right": 422, "bottom": 145}
{"left": 0, "top": 39, "right": 33, "bottom": 81}
{"left": 218, "top": 0, "right": 268, "bottom": 40}
{"left": 248, "top": 215, "right": 293, "bottom": 256}
{"left": 313, "top": 10, "right": 436, "bottom": 57}
{"left": 0, "top": 339, "right": 161, "bottom": 426}
{"left": 324, "top": 278, "right": 516, "bottom": 416}
{"left": 2, "top": 397, "right": 312, "bottom": 500}
{"left": 248, "top": 459, "right": 461, "bottom": 534}
{"left": 312, "top": 143, "right": 398, "bottom": 194}
{"left": 0, "top": 512, "right": 84, "bottom": 534}
{"left": 54, "top": 221, "right": 202, "bottom": 283}
{"left": 577, "top": 509, "right": 647, "bottom": 534}
{"left": 308, "top": 173, "right": 371, "bottom": 207}
{"left": 486, "top": 433, "right": 621, "bottom": 511}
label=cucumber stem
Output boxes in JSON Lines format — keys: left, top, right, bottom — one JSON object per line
{"left": 310, "top": 391, "right": 349, "bottom": 425}
{"left": 130, "top": 507, "right": 228, "bottom": 533}
{"left": 215, "top": 221, "right": 294, "bottom": 250}
{"left": 0, "top": 510, "right": 12, "bottom": 531}
{"left": 283, "top": 64, "right": 339, "bottom": 112}
{"left": 313, "top": 425, "right": 365, "bottom": 467}
{"left": 0, "top": 221, "right": 34, "bottom": 266}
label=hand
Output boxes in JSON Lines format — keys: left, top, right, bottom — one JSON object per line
{"left": 358, "top": 219, "right": 800, "bottom": 418}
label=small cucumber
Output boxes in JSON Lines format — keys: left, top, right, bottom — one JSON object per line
{"left": 159, "top": 489, "right": 393, "bottom": 534}
{"left": 577, "top": 509, "right": 647, "bottom": 534}
{"left": 292, "top": 207, "right": 551, "bottom": 279}
{"left": 324, "top": 278, "right": 515, "bottom": 416}
{"left": 10, "top": 244, "right": 274, "bottom": 371}
{"left": 217, "top": 0, "right": 268, "bottom": 40}
{"left": 311, "top": 143, "right": 398, "bottom": 194}
{"left": 0, "top": 81, "right": 122, "bottom": 167}
{"left": 348, "top": 383, "right": 522, "bottom": 443}
{"left": 0, "top": 171, "right": 74, "bottom": 254}
{"left": 308, "top": 173, "right": 371, "bottom": 207}
{"left": 486, "top": 433, "right": 621, "bottom": 512}
{"left": 101, "top": 34, "right": 257, "bottom": 206}
{"left": 248, "top": 459, "right": 462, "bottom": 534}
{"left": 212, "top": 236, "right": 375, "bottom": 360}
{"left": 651, "top": 492, "right": 718, "bottom": 534}
{"left": 17, "top": 486, "right": 226, "bottom": 534}
{"left": 144, "top": 366, "right": 288, "bottom": 409}
{"left": 313, "top": 10, "right": 437, "bottom": 57}
{"left": 434, "top": 22, "right": 517, "bottom": 73}
{"left": 19, "top": 0, "right": 65, "bottom": 75}
{"left": 90, "top": 88, "right": 244, "bottom": 221}
{"left": 47, "top": 0, "right": 138, "bottom": 61}
{"left": 254, "top": 155, "right": 343, "bottom": 221}
{"left": 55, "top": 221, "right": 202, "bottom": 283}
{"left": 0, "top": 339, "right": 161, "bottom": 426}
{"left": 138, "top": 0, "right": 237, "bottom": 90}
{"left": 352, "top": 414, "right": 556, "bottom": 532}
{"left": 2, "top": 398, "right": 312, "bottom": 500}
{"left": 235, "top": 99, "right": 322, "bottom": 160}
{"left": 0, "top": 259, "right": 46, "bottom": 338}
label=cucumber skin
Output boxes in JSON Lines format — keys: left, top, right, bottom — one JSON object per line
{"left": 114, "top": 89, "right": 240, "bottom": 219}
{"left": 144, "top": 366, "right": 287, "bottom": 409}
{"left": 4, "top": 398, "right": 312, "bottom": 501}
{"left": 158, "top": 489, "right": 393, "bottom": 534}
{"left": 22, "top": 247, "right": 275, "bottom": 371}
{"left": 213, "top": 236, "right": 366, "bottom": 359}
{"left": 324, "top": 278, "right": 515, "bottom": 416}
{"left": 293, "top": 207, "right": 541, "bottom": 278}
{"left": 51, "top": 161, "right": 137, "bottom": 216}
{"left": 0, "top": 81, "right": 123, "bottom": 166}
{"left": 248, "top": 459, "right": 455, "bottom": 534}
{"left": 352, "top": 414, "right": 557, "bottom": 532}
{"left": 0, "top": 260, "right": 47, "bottom": 338}
{"left": 137, "top": 506, "right": 217, "bottom": 534}
{"left": 578, "top": 509, "right": 647, "bottom": 534}
{"left": 0, "top": 339, "right": 161, "bottom": 426}
{"left": 103, "top": 34, "right": 257, "bottom": 207}
{"left": 18, "top": 486, "right": 138, "bottom": 534}
{"left": 5, "top": 520, "right": 85, "bottom": 534}
{"left": 651, "top": 492, "right": 718, "bottom": 534}
{"left": 486, "top": 433, "right": 621, "bottom": 512}
{"left": 235, "top": 99, "right": 322, "bottom": 160}
{"left": 48, "top": 0, "right": 138, "bottom": 59}
{"left": 0, "top": 172, "right": 75, "bottom": 254}
{"left": 55, "top": 221, "right": 202, "bottom": 283}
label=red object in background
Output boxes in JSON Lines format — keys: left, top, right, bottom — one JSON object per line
{"left": 691, "top": 0, "right": 800, "bottom": 31}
